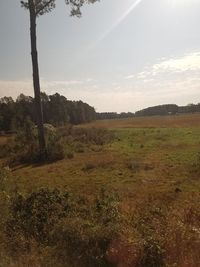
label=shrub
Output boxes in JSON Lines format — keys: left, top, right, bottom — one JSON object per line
{"left": 7, "top": 123, "right": 65, "bottom": 165}
{"left": 5, "top": 126, "right": 114, "bottom": 166}
{"left": 0, "top": 166, "right": 12, "bottom": 228}
{"left": 59, "top": 126, "right": 114, "bottom": 146}
{"left": 45, "top": 128, "right": 65, "bottom": 162}
{"left": 8, "top": 129, "right": 39, "bottom": 165}
{"left": 163, "top": 195, "right": 200, "bottom": 267}
{"left": 52, "top": 188, "right": 122, "bottom": 267}
{"left": 53, "top": 217, "right": 114, "bottom": 267}
{"left": 95, "top": 188, "right": 122, "bottom": 225}
{"left": 6, "top": 189, "right": 72, "bottom": 244}
{"left": 74, "top": 141, "right": 86, "bottom": 153}
{"left": 131, "top": 197, "right": 167, "bottom": 267}
{"left": 6, "top": 188, "right": 123, "bottom": 267}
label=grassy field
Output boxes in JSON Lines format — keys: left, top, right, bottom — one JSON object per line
{"left": 9, "top": 114, "right": 200, "bottom": 195}
{"left": 0, "top": 114, "right": 200, "bottom": 267}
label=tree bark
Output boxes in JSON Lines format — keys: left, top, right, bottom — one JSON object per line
{"left": 29, "top": 0, "right": 46, "bottom": 160}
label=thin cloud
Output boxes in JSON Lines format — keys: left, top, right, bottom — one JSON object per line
{"left": 124, "top": 74, "right": 135, "bottom": 80}
{"left": 127, "top": 52, "right": 200, "bottom": 81}
{"left": 43, "top": 80, "right": 84, "bottom": 87}
{"left": 152, "top": 52, "right": 200, "bottom": 75}
{"left": 1, "top": 52, "right": 200, "bottom": 111}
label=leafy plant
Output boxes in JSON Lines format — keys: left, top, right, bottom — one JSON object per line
{"left": 6, "top": 187, "right": 123, "bottom": 266}
{"left": 7, "top": 122, "right": 65, "bottom": 165}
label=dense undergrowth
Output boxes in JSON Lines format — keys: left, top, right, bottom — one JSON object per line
{"left": 0, "top": 123, "right": 114, "bottom": 166}
{"left": 0, "top": 166, "right": 199, "bottom": 267}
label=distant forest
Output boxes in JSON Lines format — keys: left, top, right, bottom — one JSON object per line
{"left": 97, "top": 103, "right": 200, "bottom": 120}
{"left": 96, "top": 112, "right": 134, "bottom": 120}
{"left": 0, "top": 92, "right": 96, "bottom": 131}
{"left": 1, "top": 92, "right": 200, "bottom": 132}
{"left": 135, "top": 103, "right": 200, "bottom": 117}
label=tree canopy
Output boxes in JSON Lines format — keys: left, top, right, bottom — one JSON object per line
{"left": 20, "top": 0, "right": 99, "bottom": 17}
{"left": 0, "top": 93, "right": 96, "bottom": 132}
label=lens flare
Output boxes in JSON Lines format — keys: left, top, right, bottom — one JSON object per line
{"left": 91, "top": 0, "right": 143, "bottom": 48}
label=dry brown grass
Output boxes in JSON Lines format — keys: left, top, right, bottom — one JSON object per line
{"left": 82, "top": 113, "right": 200, "bottom": 129}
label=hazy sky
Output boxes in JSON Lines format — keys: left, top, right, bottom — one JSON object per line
{"left": 0, "top": 0, "right": 200, "bottom": 112}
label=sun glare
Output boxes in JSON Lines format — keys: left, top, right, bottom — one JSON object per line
{"left": 92, "top": 0, "right": 143, "bottom": 46}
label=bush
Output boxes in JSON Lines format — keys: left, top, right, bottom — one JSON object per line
{"left": 8, "top": 129, "right": 39, "bottom": 165}
{"left": 59, "top": 126, "right": 114, "bottom": 147}
{"left": 163, "top": 195, "right": 200, "bottom": 267}
{"left": 6, "top": 188, "right": 123, "bottom": 267}
{"left": 72, "top": 128, "right": 114, "bottom": 145}
{"left": 4, "top": 186, "right": 200, "bottom": 267}
{"left": 52, "top": 189, "right": 122, "bottom": 267}
{"left": 45, "top": 127, "right": 65, "bottom": 162}
{"left": 7, "top": 122, "right": 65, "bottom": 165}
{"left": 5, "top": 126, "right": 114, "bottom": 166}
{"left": 131, "top": 197, "right": 166, "bottom": 267}
{"left": 0, "top": 167, "right": 12, "bottom": 228}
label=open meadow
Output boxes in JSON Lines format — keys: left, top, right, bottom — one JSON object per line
{"left": 0, "top": 114, "right": 200, "bottom": 267}
{"left": 5, "top": 113, "right": 200, "bottom": 196}
{"left": 1, "top": 0, "right": 200, "bottom": 265}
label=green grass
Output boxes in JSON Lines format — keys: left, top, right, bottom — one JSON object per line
{"left": 7, "top": 126, "right": 200, "bottom": 197}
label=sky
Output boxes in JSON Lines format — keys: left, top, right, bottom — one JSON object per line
{"left": 0, "top": 0, "right": 200, "bottom": 112}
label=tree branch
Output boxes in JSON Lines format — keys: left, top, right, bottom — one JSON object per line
{"left": 35, "top": 0, "right": 55, "bottom": 15}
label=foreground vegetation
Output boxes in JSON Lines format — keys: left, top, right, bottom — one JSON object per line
{"left": 0, "top": 114, "right": 200, "bottom": 266}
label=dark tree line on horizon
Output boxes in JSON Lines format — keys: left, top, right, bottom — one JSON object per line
{"left": 1, "top": 97, "right": 200, "bottom": 132}
{"left": 135, "top": 103, "right": 200, "bottom": 117}
{"left": 96, "top": 112, "right": 135, "bottom": 120}
{"left": 96, "top": 103, "right": 200, "bottom": 120}
{"left": 0, "top": 92, "right": 96, "bottom": 132}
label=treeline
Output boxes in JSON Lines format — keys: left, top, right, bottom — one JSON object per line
{"left": 0, "top": 92, "right": 96, "bottom": 131}
{"left": 97, "top": 103, "right": 200, "bottom": 120}
{"left": 1, "top": 93, "right": 200, "bottom": 131}
{"left": 96, "top": 112, "right": 134, "bottom": 120}
{"left": 135, "top": 103, "right": 200, "bottom": 117}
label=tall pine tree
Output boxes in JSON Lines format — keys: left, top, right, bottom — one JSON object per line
{"left": 20, "top": 0, "right": 99, "bottom": 160}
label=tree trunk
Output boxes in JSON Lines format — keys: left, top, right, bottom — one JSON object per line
{"left": 29, "top": 0, "right": 46, "bottom": 160}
